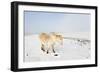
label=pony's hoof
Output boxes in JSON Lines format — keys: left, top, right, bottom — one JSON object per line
{"left": 47, "top": 51, "right": 49, "bottom": 54}
{"left": 54, "top": 54, "right": 58, "bottom": 56}
{"left": 41, "top": 48, "right": 45, "bottom": 52}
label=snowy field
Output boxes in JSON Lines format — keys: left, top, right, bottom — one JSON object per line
{"left": 24, "top": 32, "right": 91, "bottom": 62}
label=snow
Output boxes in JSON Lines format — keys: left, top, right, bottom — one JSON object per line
{"left": 24, "top": 33, "right": 91, "bottom": 62}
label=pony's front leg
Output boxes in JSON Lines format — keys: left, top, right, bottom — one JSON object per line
{"left": 46, "top": 50, "right": 49, "bottom": 54}
{"left": 41, "top": 44, "right": 45, "bottom": 52}
{"left": 52, "top": 44, "right": 55, "bottom": 53}
{"left": 52, "top": 44, "right": 58, "bottom": 56}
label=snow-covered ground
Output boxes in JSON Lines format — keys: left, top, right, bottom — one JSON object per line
{"left": 24, "top": 32, "right": 91, "bottom": 62}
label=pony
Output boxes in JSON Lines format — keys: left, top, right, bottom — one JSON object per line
{"left": 39, "top": 32, "right": 63, "bottom": 56}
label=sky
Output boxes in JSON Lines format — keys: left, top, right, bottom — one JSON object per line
{"left": 24, "top": 11, "right": 91, "bottom": 34}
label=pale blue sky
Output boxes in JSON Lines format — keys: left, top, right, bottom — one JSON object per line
{"left": 24, "top": 11, "right": 90, "bottom": 34}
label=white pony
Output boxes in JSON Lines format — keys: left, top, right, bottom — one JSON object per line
{"left": 39, "top": 32, "right": 63, "bottom": 56}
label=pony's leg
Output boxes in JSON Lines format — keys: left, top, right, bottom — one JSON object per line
{"left": 52, "top": 44, "right": 58, "bottom": 56}
{"left": 41, "top": 44, "right": 45, "bottom": 52}
{"left": 52, "top": 48, "right": 55, "bottom": 53}
{"left": 46, "top": 45, "right": 50, "bottom": 54}
{"left": 46, "top": 50, "right": 49, "bottom": 54}
{"left": 46, "top": 46, "right": 50, "bottom": 54}
{"left": 52, "top": 44, "right": 55, "bottom": 53}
